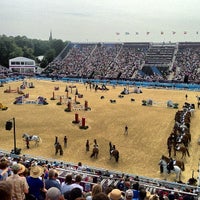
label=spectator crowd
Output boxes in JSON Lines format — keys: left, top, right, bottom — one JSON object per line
{"left": 0, "top": 152, "right": 198, "bottom": 200}
{"left": 39, "top": 42, "right": 200, "bottom": 84}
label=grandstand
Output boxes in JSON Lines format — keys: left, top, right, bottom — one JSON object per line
{"left": 41, "top": 42, "right": 200, "bottom": 84}
{"left": 1, "top": 42, "right": 200, "bottom": 200}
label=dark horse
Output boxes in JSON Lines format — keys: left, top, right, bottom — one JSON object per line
{"left": 90, "top": 147, "right": 99, "bottom": 159}
{"left": 109, "top": 142, "right": 119, "bottom": 162}
{"left": 174, "top": 145, "right": 190, "bottom": 159}
{"left": 55, "top": 142, "right": 63, "bottom": 156}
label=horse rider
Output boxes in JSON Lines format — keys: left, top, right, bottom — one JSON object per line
{"left": 93, "top": 139, "right": 98, "bottom": 148}
{"left": 55, "top": 136, "right": 58, "bottom": 145}
{"left": 167, "top": 157, "right": 174, "bottom": 174}
{"left": 110, "top": 145, "right": 116, "bottom": 155}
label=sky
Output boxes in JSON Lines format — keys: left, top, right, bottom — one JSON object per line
{"left": 0, "top": 0, "right": 200, "bottom": 43}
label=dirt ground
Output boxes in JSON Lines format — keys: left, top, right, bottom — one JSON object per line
{"left": 0, "top": 79, "right": 200, "bottom": 183}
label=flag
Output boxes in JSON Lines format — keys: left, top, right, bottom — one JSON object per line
{"left": 116, "top": 32, "right": 120, "bottom": 35}
{"left": 172, "top": 31, "right": 176, "bottom": 35}
{"left": 125, "top": 32, "right": 130, "bottom": 35}
{"left": 146, "top": 32, "right": 150, "bottom": 35}
{"left": 184, "top": 31, "right": 187, "bottom": 34}
{"left": 161, "top": 31, "right": 164, "bottom": 35}
{"left": 135, "top": 32, "right": 139, "bottom": 35}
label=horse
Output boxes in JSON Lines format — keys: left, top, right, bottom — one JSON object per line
{"left": 174, "top": 145, "right": 190, "bottom": 159}
{"left": 22, "top": 133, "right": 42, "bottom": 146}
{"left": 90, "top": 147, "right": 99, "bottom": 159}
{"left": 176, "top": 134, "right": 191, "bottom": 147}
{"left": 109, "top": 142, "right": 119, "bottom": 162}
{"left": 161, "top": 155, "right": 185, "bottom": 171}
{"left": 159, "top": 157, "right": 181, "bottom": 181}
{"left": 110, "top": 149, "right": 119, "bottom": 162}
{"left": 55, "top": 142, "right": 63, "bottom": 155}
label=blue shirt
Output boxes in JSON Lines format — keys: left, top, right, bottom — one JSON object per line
{"left": 45, "top": 178, "right": 61, "bottom": 191}
{"left": 27, "top": 176, "right": 44, "bottom": 200}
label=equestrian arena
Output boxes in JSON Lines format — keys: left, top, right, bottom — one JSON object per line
{"left": 0, "top": 79, "right": 200, "bottom": 183}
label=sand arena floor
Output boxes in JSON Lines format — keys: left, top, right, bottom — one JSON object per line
{"left": 0, "top": 79, "right": 200, "bottom": 183}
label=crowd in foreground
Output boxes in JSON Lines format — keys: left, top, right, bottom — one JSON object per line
{"left": 0, "top": 153, "right": 199, "bottom": 200}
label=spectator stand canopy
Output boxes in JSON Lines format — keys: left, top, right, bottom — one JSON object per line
{"left": 9, "top": 57, "right": 36, "bottom": 74}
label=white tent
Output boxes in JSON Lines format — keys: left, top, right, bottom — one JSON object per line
{"left": 9, "top": 57, "right": 36, "bottom": 74}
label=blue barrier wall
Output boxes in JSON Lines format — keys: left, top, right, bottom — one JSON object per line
{"left": 1, "top": 77, "right": 200, "bottom": 91}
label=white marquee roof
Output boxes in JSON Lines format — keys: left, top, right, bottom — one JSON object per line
{"left": 9, "top": 57, "right": 35, "bottom": 62}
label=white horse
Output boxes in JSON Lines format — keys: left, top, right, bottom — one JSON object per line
{"left": 159, "top": 158, "right": 181, "bottom": 181}
{"left": 22, "top": 133, "right": 42, "bottom": 146}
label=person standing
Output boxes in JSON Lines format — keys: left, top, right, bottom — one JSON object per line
{"left": 45, "top": 169, "right": 61, "bottom": 191}
{"left": 6, "top": 164, "right": 29, "bottom": 200}
{"left": 26, "top": 137, "right": 30, "bottom": 149}
{"left": 185, "top": 94, "right": 188, "bottom": 100}
{"left": 86, "top": 140, "right": 90, "bottom": 152}
{"left": 27, "top": 165, "right": 46, "bottom": 200}
{"left": 64, "top": 136, "right": 67, "bottom": 148}
{"left": 124, "top": 125, "right": 128, "bottom": 135}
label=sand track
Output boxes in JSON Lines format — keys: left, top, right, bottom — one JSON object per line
{"left": 0, "top": 79, "right": 200, "bottom": 183}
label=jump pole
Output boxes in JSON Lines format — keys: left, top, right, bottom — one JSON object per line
{"left": 75, "top": 113, "right": 79, "bottom": 123}
{"left": 81, "top": 117, "right": 85, "bottom": 127}
{"left": 79, "top": 117, "right": 88, "bottom": 129}
{"left": 85, "top": 100, "right": 88, "bottom": 110}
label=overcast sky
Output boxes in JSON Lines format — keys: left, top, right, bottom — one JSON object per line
{"left": 0, "top": 0, "right": 200, "bottom": 43}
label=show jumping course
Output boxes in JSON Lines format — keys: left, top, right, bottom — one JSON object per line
{"left": 1, "top": 79, "right": 200, "bottom": 183}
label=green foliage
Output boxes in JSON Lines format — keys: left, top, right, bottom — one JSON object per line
{"left": 45, "top": 49, "right": 56, "bottom": 63}
{"left": 0, "top": 34, "right": 68, "bottom": 68}
{"left": 50, "top": 39, "right": 65, "bottom": 56}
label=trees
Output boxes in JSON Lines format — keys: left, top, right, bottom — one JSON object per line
{"left": 0, "top": 35, "right": 68, "bottom": 68}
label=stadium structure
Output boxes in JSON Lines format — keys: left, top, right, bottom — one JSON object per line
{"left": 1, "top": 41, "right": 200, "bottom": 199}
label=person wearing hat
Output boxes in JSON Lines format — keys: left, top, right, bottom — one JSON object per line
{"left": 46, "top": 187, "right": 64, "bottom": 200}
{"left": 6, "top": 164, "right": 29, "bottom": 200}
{"left": 108, "top": 189, "right": 124, "bottom": 200}
{"left": 27, "top": 165, "right": 47, "bottom": 200}
{"left": 125, "top": 189, "right": 133, "bottom": 200}
{"left": 18, "top": 163, "right": 29, "bottom": 199}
